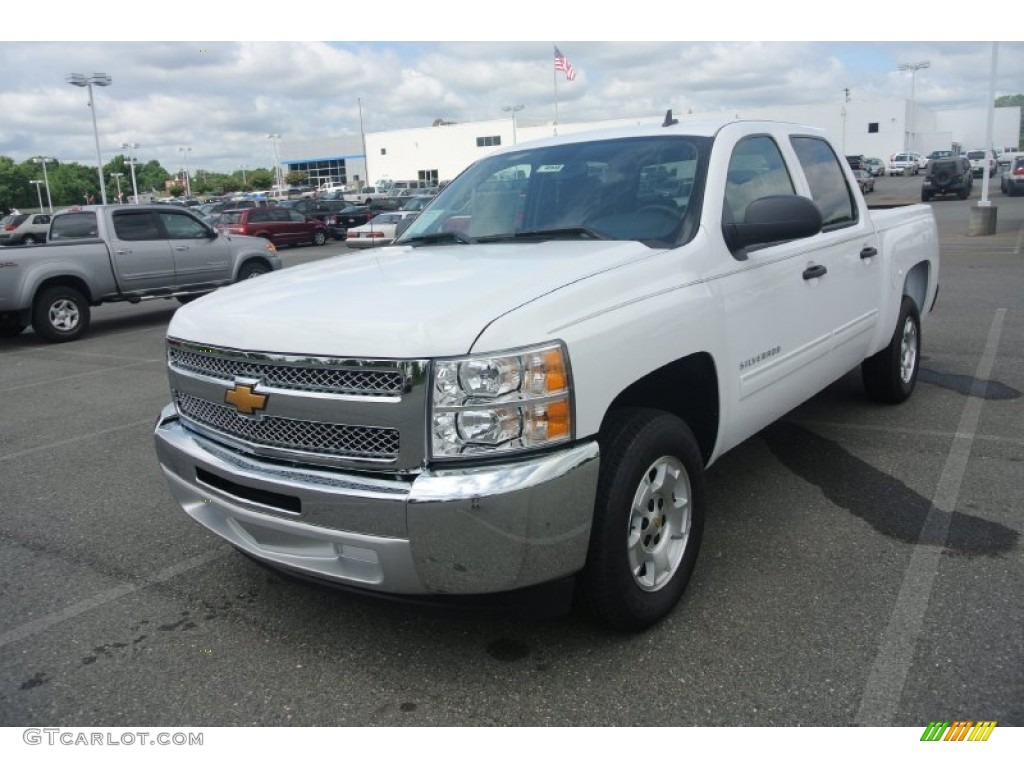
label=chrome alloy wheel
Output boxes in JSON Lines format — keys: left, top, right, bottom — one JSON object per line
{"left": 900, "top": 316, "right": 918, "bottom": 384}
{"left": 627, "top": 455, "right": 692, "bottom": 592}
{"left": 48, "top": 299, "right": 80, "bottom": 331}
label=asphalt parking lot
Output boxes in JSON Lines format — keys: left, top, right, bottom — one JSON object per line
{"left": 0, "top": 172, "right": 1021, "bottom": 728}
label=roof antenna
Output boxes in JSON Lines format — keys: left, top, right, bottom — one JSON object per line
{"left": 662, "top": 109, "right": 678, "bottom": 128}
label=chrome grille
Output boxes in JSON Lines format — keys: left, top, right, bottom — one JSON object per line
{"left": 168, "top": 346, "right": 404, "bottom": 395}
{"left": 175, "top": 392, "right": 400, "bottom": 460}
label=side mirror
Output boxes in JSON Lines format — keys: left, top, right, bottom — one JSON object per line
{"left": 723, "top": 194, "right": 822, "bottom": 255}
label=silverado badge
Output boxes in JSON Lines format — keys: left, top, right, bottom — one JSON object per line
{"left": 224, "top": 380, "right": 268, "bottom": 416}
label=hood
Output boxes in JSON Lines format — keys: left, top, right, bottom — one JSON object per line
{"left": 168, "top": 240, "right": 654, "bottom": 358}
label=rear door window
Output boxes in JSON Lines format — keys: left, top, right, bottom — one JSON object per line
{"left": 791, "top": 136, "right": 858, "bottom": 229}
{"left": 113, "top": 210, "right": 162, "bottom": 240}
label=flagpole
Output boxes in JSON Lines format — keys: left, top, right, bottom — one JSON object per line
{"left": 553, "top": 45, "right": 559, "bottom": 135}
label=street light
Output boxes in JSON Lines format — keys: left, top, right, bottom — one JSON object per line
{"left": 122, "top": 143, "right": 140, "bottom": 204}
{"left": 503, "top": 104, "right": 525, "bottom": 145}
{"left": 29, "top": 180, "right": 45, "bottom": 211}
{"left": 897, "top": 61, "right": 930, "bottom": 153}
{"left": 267, "top": 133, "right": 283, "bottom": 193}
{"left": 111, "top": 172, "right": 124, "bottom": 203}
{"left": 66, "top": 72, "right": 112, "bottom": 205}
{"left": 29, "top": 156, "right": 54, "bottom": 213}
{"left": 178, "top": 146, "right": 192, "bottom": 197}
{"left": 238, "top": 165, "right": 247, "bottom": 186}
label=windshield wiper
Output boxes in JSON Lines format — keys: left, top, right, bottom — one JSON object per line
{"left": 479, "top": 226, "right": 606, "bottom": 242}
{"left": 400, "top": 231, "right": 476, "bottom": 246}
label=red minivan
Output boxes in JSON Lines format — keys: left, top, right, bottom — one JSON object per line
{"left": 217, "top": 207, "right": 327, "bottom": 247}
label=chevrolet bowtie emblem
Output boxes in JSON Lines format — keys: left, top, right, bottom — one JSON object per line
{"left": 224, "top": 381, "right": 268, "bottom": 415}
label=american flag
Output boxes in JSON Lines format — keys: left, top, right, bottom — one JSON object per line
{"left": 554, "top": 46, "right": 576, "bottom": 81}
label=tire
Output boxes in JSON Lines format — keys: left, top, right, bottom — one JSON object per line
{"left": 22, "top": 235, "right": 38, "bottom": 245}
{"left": 312, "top": 229, "right": 327, "bottom": 246}
{"left": 32, "top": 285, "right": 91, "bottom": 343}
{"left": 583, "top": 408, "right": 705, "bottom": 631}
{"left": 237, "top": 261, "right": 269, "bottom": 280}
{"left": 957, "top": 186, "right": 969, "bottom": 200}
{"left": 921, "top": 191, "right": 932, "bottom": 202}
{"left": 862, "top": 295, "right": 920, "bottom": 404}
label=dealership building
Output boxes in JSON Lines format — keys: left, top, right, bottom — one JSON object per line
{"left": 278, "top": 99, "right": 1021, "bottom": 189}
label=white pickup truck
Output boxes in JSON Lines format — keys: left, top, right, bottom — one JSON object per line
{"left": 0, "top": 205, "right": 281, "bottom": 342}
{"left": 154, "top": 119, "right": 939, "bottom": 630}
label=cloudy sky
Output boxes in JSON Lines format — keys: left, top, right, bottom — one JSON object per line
{"left": 1, "top": 7, "right": 1020, "bottom": 175}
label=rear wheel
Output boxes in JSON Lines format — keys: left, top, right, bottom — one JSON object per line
{"left": 32, "top": 285, "right": 91, "bottom": 343}
{"left": 921, "top": 191, "right": 932, "bottom": 202}
{"left": 583, "top": 408, "right": 705, "bottom": 631}
{"left": 862, "top": 295, "right": 920, "bottom": 404}
{"left": 312, "top": 230, "right": 327, "bottom": 246}
{"left": 22, "top": 235, "right": 38, "bottom": 245}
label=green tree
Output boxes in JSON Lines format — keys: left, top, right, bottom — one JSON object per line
{"left": 248, "top": 169, "right": 275, "bottom": 190}
{"left": 137, "top": 160, "right": 172, "bottom": 196}
{"left": 995, "top": 94, "right": 1024, "bottom": 148}
{"left": 285, "top": 170, "right": 309, "bottom": 186}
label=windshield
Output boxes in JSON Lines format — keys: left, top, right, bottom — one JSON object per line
{"left": 967, "top": 151, "right": 986, "bottom": 160}
{"left": 397, "top": 135, "right": 709, "bottom": 247}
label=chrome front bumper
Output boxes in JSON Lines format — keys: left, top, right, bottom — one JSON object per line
{"left": 154, "top": 404, "right": 600, "bottom": 594}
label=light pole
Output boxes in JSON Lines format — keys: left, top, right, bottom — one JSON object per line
{"left": 357, "top": 99, "right": 368, "bottom": 189}
{"left": 122, "top": 143, "right": 140, "bottom": 203}
{"left": 239, "top": 165, "right": 247, "bottom": 186}
{"left": 29, "top": 156, "right": 54, "bottom": 213}
{"left": 503, "top": 104, "right": 525, "bottom": 145}
{"left": 266, "top": 133, "right": 282, "bottom": 193}
{"left": 897, "top": 61, "right": 930, "bottom": 153}
{"left": 178, "top": 146, "right": 192, "bottom": 197}
{"left": 30, "top": 180, "right": 45, "bottom": 211}
{"left": 111, "top": 172, "right": 124, "bottom": 203}
{"left": 66, "top": 72, "right": 112, "bottom": 205}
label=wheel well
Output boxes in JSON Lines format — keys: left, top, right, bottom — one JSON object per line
{"left": 903, "top": 261, "right": 930, "bottom": 314}
{"left": 238, "top": 257, "right": 271, "bottom": 276}
{"left": 602, "top": 352, "right": 719, "bottom": 465}
{"left": 35, "top": 276, "right": 93, "bottom": 305}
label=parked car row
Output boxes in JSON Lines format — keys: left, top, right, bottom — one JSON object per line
{"left": 0, "top": 212, "right": 52, "bottom": 246}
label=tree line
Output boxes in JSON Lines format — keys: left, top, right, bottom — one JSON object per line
{"left": 0, "top": 155, "right": 284, "bottom": 213}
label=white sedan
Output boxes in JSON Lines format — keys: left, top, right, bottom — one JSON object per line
{"left": 345, "top": 212, "right": 416, "bottom": 248}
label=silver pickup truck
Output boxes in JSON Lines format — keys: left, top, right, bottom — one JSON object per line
{"left": 0, "top": 204, "right": 281, "bottom": 342}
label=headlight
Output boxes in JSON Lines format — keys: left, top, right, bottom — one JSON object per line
{"left": 431, "top": 342, "right": 573, "bottom": 458}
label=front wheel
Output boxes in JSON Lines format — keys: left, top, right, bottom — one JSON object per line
{"left": 32, "top": 285, "right": 91, "bottom": 342}
{"left": 312, "top": 230, "right": 327, "bottom": 246}
{"left": 583, "top": 408, "right": 705, "bottom": 631}
{"left": 237, "top": 261, "right": 269, "bottom": 280}
{"left": 862, "top": 295, "right": 920, "bottom": 404}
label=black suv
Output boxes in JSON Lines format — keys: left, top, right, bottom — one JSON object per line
{"left": 922, "top": 156, "right": 972, "bottom": 201}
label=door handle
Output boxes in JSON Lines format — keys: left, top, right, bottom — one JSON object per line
{"left": 115, "top": 249, "right": 131, "bottom": 255}
{"left": 802, "top": 264, "right": 828, "bottom": 280}
{"left": 860, "top": 246, "right": 878, "bottom": 259}
{"left": 174, "top": 246, "right": 189, "bottom": 251}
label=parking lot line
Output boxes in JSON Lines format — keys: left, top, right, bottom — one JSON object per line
{"left": 0, "top": 418, "right": 153, "bottom": 463}
{"left": 0, "top": 360, "right": 160, "bottom": 394}
{"left": 855, "top": 308, "right": 1007, "bottom": 725}
{"left": 0, "top": 550, "right": 224, "bottom": 650}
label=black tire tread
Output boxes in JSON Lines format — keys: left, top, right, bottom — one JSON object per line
{"left": 583, "top": 407, "right": 705, "bottom": 631}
